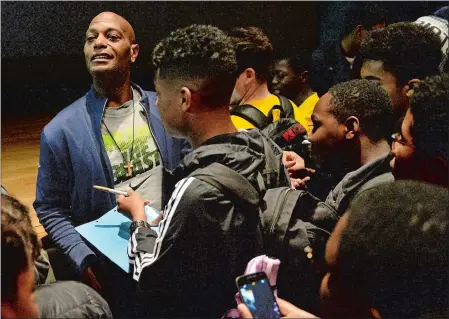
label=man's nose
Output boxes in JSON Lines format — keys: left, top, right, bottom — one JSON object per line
{"left": 93, "top": 35, "right": 107, "bottom": 49}
{"left": 272, "top": 77, "right": 279, "bottom": 85}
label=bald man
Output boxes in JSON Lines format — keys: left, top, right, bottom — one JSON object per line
{"left": 34, "top": 12, "right": 185, "bottom": 291}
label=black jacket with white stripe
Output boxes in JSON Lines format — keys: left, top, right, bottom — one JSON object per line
{"left": 128, "top": 129, "right": 290, "bottom": 317}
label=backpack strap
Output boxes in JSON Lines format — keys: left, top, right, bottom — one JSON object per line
{"left": 230, "top": 95, "right": 294, "bottom": 129}
{"left": 273, "top": 94, "right": 295, "bottom": 119}
{"left": 230, "top": 105, "right": 271, "bottom": 130}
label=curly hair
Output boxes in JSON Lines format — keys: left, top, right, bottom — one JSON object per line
{"left": 328, "top": 79, "right": 393, "bottom": 142}
{"left": 360, "top": 22, "right": 442, "bottom": 85}
{"left": 409, "top": 73, "right": 449, "bottom": 162}
{"left": 228, "top": 26, "right": 274, "bottom": 82}
{"left": 339, "top": 181, "right": 449, "bottom": 318}
{"left": 1, "top": 194, "right": 39, "bottom": 301}
{"left": 1, "top": 194, "right": 40, "bottom": 260}
{"left": 152, "top": 24, "right": 237, "bottom": 106}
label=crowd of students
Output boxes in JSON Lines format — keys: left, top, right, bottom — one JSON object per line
{"left": 2, "top": 4, "right": 448, "bottom": 318}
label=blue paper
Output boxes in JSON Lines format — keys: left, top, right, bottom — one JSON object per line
{"left": 76, "top": 205, "right": 160, "bottom": 273}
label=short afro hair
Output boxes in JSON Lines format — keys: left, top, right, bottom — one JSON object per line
{"left": 339, "top": 181, "right": 449, "bottom": 318}
{"left": 360, "top": 22, "right": 442, "bottom": 85}
{"left": 228, "top": 26, "right": 274, "bottom": 82}
{"left": 409, "top": 73, "right": 449, "bottom": 162}
{"left": 343, "top": 2, "right": 386, "bottom": 35}
{"left": 328, "top": 79, "right": 393, "bottom": 142}
{"left": 152, "top": 24, "right": 237, "bottom": 106}
{"left": 276, "top": 49, "right": 313, "bottom": 74}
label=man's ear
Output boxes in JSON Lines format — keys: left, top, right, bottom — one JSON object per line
{"left": 405, "top": 78, "right": 420, "bottom": 98}
{"left": 130, "top": 43, "right": 139, "bottom": 63}
{"left": 243, "top": 68, "right": 256, "bottom": 84}
{"left": 344, "top": 116, "right": 360, "bottom": 140}
{"left": 180, "top": 87, "right": 193, "bottom": 112}
{"left": 299, "top": 71, "right": 309, "bottom": 83}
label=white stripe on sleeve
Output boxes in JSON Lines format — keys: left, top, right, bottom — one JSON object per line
{"left": 129, "top": 177, "right": 195, "bottom": 281}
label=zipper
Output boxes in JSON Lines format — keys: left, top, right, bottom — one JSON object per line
{"left": 269, "top": 188, "right": 294, "bottom": 235}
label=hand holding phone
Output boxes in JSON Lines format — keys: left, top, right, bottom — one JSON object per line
{"left": 236, "top": 272, "right": 281, "bottom": 319}
{"left": 237, "top": 298, "right": 319, "bottom": 319}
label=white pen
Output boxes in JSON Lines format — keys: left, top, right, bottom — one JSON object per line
{"left": 93, "top": 185, "right": 128, "bottom": 196}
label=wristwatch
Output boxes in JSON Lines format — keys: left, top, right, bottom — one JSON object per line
{"left": 129, "top": 220, "right": 151, "bottom": 234}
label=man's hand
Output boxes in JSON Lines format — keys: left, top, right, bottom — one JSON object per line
{"left": 283, "top": 151, "right": 306, "bottom": 173}
{"left": 117, "top": 189, "right": 146, "bottom": 221}
{"left": 81, "top": 266, "right": 102, "bottom": 293}
{"left": 237, "top": 298, "right": 319, "bottom": 318}
{"left": 291, "top": 177, "right": 311, "bottom": 189}
{"left": 282, "top": 151, "right": 316, "bottom": 186}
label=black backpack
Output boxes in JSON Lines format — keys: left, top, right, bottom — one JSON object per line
{"left": 189, "top": 163, "right": 329, "bottom": 313}
{"left": 261, "top": 118, "right": 310, "bottom": 158}
{"left": 260, "top": 187, "right": 330, "bottom": 313}
{"left": 230, "top": 94, "right": 295, "bottom": 130}
{"left": 230, "top": 94, "right": 309, "bottom": 156}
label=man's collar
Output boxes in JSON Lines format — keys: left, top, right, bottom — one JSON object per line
{"left": 86, "top": 82, "right": 148, "bottom": 112}
{"left": 341, "top": 152, "right": 393, "bottom": 194}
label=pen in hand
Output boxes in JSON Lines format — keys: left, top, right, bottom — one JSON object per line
{"left": 93, "top": 185, "right": 128, "bottom": 196}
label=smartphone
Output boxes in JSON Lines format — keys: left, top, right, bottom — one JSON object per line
{"left": 236, "top": 272, "right": 281, "bottom": 319}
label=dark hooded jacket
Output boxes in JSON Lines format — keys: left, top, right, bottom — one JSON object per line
{"left": 127, "top": 129, "right": 290, "bottom": 317}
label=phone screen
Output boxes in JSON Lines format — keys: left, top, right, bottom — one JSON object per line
{"left": 238, "top": 274, "right": 281, "bottom": 319}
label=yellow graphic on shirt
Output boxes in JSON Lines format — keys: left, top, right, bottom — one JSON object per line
{"left": 103, "top": 125, "right": 160, "bottom": 183}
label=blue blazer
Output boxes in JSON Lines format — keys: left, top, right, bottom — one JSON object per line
{"left": 34, "top": 83, "right": 186, "bottom": 273}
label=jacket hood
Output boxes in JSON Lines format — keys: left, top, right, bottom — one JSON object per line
{"left": 169, "top": 129, "right": 286, "bottom": 204}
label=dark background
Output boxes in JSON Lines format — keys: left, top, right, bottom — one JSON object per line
{"left": 2, "top": 1, "right": 445, "bottom": 118}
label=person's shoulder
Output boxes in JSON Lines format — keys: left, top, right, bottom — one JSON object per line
{"left": 140, "top": 90, "right": 157, "bottom": 104}
{"left": 131, "top": 83, "right": 156, "bottom": 106}
{"left": 363, "top": 172, "right": 395, "bottom": 192}
{"left": 287, "top": 98, "right": 298, "bottom": 108}
{"left": 355, "top": 174, "right": 395, "bottom": 200}
{"left": 43, "top": 94, "right": 88, "bottom": 139}
{"left": 142, "top": 90, "right": 157, "bottom": 99}
{"left": 231, "top": 115, "right": 256, "bottom": 130}
{"left": 166, "top": 176, "right": 223, "bottom": 211}
{"left": 139, "top": 89, "right": 158, "bottom": 114}
{"left": 305, "top": 92, "right": 319, "bottom": 105}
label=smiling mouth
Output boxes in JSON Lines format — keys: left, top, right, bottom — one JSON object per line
{"left": 91, "top": 54, "right": 113, "bottom": 61}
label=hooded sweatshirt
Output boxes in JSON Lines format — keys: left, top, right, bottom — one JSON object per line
{"left": 127, "top": 129, "right": 290, "bottom": 317}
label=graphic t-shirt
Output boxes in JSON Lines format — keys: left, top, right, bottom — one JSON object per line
{"left": 101, "top": 88, "right": 163, "bottom": 210}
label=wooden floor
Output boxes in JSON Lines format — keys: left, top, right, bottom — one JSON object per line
{"left": 2, "top": 114, "right": 56, "bottom": 239}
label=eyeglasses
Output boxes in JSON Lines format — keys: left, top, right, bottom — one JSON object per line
{"left": 391, "top": 133, "right": 415, "bottom": 149}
